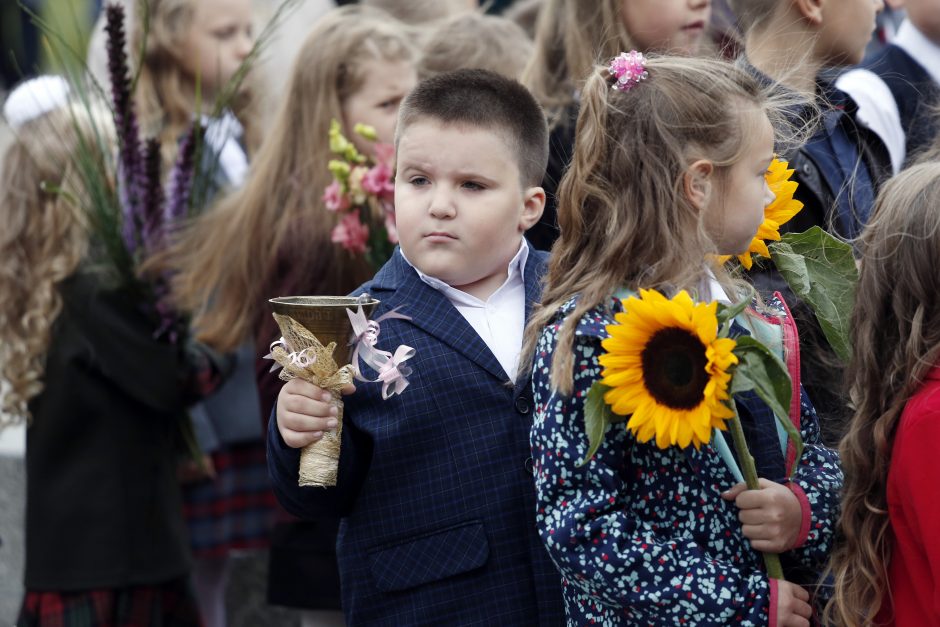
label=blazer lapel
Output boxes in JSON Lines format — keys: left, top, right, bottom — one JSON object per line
{"left": 369, "top": 251, "right": 509, "bottom": 383}
{"left": 514, "top": 247, "right": 549, "bottom": 397}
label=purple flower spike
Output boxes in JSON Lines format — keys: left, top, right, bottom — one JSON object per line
{"left": 105, "top": 2, "right": 145, "bottom": 252}
{"left": 165, "top": 123, "right": 200, "bottom": 227}
{"left": 141, "top": 139, "right": 164, "bottom": 253}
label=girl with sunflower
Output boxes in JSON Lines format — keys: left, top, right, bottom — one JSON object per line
{"left": 521, "top": 54, "right": 842, "bottom": 626}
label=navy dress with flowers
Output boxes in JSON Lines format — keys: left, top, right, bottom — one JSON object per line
{"left": 530, "top": 295, "right": 842, "bottom": 626}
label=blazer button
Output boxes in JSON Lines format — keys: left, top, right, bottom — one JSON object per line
{"left": 524, "top": 457, "right": 535, "bottom": 475}
{"left": 515, "top": 396, "right": 531, "bottom": 414}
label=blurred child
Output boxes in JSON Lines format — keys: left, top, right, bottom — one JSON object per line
{"left": 838, "top": 0, "right": 940, "bottom": 172}
{"left": 269, "top": 69, "right": 567, "bottom": 624}
{"left": 418, "top": 12, "right": 534, "bottom": 80}
{"left": 731, "top": 0, "right": 889, "bottom": 239}
{"left": 165, "top": 6, "right": 417, "bottom": 622}
{"left": 132, "top": 2, "right": 271, "bottom": 624}
{"left": 523, "top": 54, "right": 842, "bottom": 625}
{"left": 521, "top": 0, "right": 713, "bottom": 250}
{"left": 1, "top": 77, "right": 219, "bottom": 627}
{"left": 135, "top": 0, "right": 259, "bottom": 174}
{"left": 731, "top": 0, "right": 892, "bottom": 445}
{"left": 828, "top": 162, "right": 940, "bottom": 626}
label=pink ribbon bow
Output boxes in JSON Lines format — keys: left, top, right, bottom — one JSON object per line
{"left": 346, "top": 305, "right": 416, "bottom": 399}
{"left": 376, "top": 345, "right": 416, "bottom": 399}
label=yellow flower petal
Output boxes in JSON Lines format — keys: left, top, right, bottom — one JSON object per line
{"left": 726, "top": 157, "right": 804, "bottom": 268}
{"left": 602, "top": 289, "right": 738, "bottom": 450}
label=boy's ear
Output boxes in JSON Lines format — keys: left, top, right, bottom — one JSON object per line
{"left": 684, "top": 160, "right": 714, "bottom": 212}
{"left": 793, "top": 0, "right": 824, "bottom": 25}
{"left": 519, "top": 186, "right": 546, "bottom": 231}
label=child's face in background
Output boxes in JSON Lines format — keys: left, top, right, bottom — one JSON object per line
{"left": 620, "top": 0, "right": 712, "bottom": 55}
{"left": 394, "top": 120, "right": 544, "bottom": 300}
{"left": 342, "top": 59, "right": 418, "bottom": 157}
{"left": 901, "top": 0, "right": 940, "bottom": 44}
{"left": 703, "top": 107, "right": 775, "bottom": 255}
{"left": 817, "top": 0, "right": 883, "bottom": 65}
{"left": 180, "top": 0, "right": 254, "bottom": 98}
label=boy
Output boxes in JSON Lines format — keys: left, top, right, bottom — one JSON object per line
{"left": 837, "top": 0, "right": 940, "bottom": 172}
{"left": 730, "top": 0, "right": 892, "bottom": 446}
{"left": 268, "top": 69, "right": 566, "bottom": 625}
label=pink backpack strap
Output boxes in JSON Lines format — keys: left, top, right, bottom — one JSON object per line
{"left": 773, "top": 292, "right": 802, "bottom": 474}
{"left": 744, "top": 294, "right": 803, "bottom": 475}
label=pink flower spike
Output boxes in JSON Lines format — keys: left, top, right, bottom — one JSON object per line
{"left": 331, "top": 210, "right": 370, "bottom": 254}
{"left": 323, "top": 180, "right": 350, "bottom": 212}
{"left": 609, "top": 51, "right": 649, "bottom": 92}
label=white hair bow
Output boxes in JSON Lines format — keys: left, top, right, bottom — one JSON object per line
{"left": 3, "top": 75, "right": 71, "bottom": 130}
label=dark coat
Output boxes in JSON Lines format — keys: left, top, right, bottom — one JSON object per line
{"left": 863, "top": 43, "right": 940, "bottom": 164}
{"left": 24, "top": 271, "right": 217, "bottom": 590}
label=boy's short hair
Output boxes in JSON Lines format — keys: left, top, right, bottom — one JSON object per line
{"left": 397, "top": 68, "right": 549, "bottom": 187}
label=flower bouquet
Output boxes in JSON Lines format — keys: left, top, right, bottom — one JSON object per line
{"left": 582, "top": 289, "right": 802, "bottom": 580}
{"left": 323, "top": 120, "right": 398, "bottom": 270}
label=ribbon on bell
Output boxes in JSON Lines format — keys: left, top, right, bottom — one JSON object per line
{"left": 346, "top": 305, "right": 415, "bottom": 398}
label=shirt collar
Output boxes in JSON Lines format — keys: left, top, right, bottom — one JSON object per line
{"left": 703, "top": 269, "right": 731, "bottom": 304}
{"left": 895, "top": 19, "right": 940, "bottom": 85}
{"left": 401, "top": 239, "right": 529, "bottom": 304}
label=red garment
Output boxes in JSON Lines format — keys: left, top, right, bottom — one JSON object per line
{"left": 880, "top": 366, "right": 940, "bottom": 626}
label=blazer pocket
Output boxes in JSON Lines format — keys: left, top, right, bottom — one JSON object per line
{"left": 367, "top": 520, "right": 490, "bottom": 592}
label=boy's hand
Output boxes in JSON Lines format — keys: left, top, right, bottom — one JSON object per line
{"left": 721, "top": 478, "right": 803, "bottom": 553}
{"left": 276, "top": 379, "right": 355, "bottom": 448}
{"left": 775, "top": 580, "right": 812, "bottom": 627}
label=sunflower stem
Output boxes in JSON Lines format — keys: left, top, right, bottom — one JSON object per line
{"left": 727, "top": 399, "right": 785, "bottom": 581}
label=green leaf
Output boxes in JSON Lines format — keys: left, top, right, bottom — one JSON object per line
{"left": 579, "top": 382, "right": 614, "bottom": 466}
{"left": 716, "top": 300, "right": 748, "bottom": 336}
{"left": 769, "top": 227, "right": 858, "bottom": 363}
{"left": 730, "top": 337, "right": 792, "bottom": 422}
{"left": 730, "top": 337, "right": 804, "bottom": 474}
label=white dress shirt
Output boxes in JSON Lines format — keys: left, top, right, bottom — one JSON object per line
{"left": 401, "top": 241, "right": 529, "bottom": 380}
{"left": 202, "top": 110, "right": 249, "bottom": 187}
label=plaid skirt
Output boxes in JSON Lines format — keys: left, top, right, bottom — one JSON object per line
{"left": 17, "top": 579, "right": 202, "bottom": 627}
{"left": 181, "top": 441, "right": 277, "bottom": 559}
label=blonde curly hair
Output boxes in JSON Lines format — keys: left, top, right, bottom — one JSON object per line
{"left": 0, "top": 103, "right": 116, "bottom": 423}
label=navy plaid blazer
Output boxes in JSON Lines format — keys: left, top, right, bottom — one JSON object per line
{"left": 268, "top": 246, "right": 565, "bottom": 625}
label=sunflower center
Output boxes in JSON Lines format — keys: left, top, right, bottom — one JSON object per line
{"left": 640, "top": 327, "right": 709, "bottom": 410}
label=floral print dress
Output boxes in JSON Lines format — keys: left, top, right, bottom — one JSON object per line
{"left": 530, "top": 295, "right": 843, "bottom": 626}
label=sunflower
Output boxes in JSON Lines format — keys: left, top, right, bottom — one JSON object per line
{"left": 599, "top": 289, "right": 738, "bottom": 449}
{"left": 721, "top": 157, "right": 804, "bottom": 270}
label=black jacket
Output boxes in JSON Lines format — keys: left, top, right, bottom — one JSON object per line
{"left": 24, "top": 271, "right": 217, "bottom": 590}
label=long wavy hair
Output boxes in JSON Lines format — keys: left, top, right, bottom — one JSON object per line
{"left": 0, "top": 104, "right": 115, "bottom": 422}
{"left": 520, "top": 55, "right": 795, "bottom": 394}
{"left": 826, "top": 162, "right": 940, "bottom": 626}
{"left": 165, "top": 5, "right": 416, "bottom": 353}
{"left": 133, "top": 0, "right": 261, "bottom": 168}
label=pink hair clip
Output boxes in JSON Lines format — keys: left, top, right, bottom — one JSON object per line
{"left": 609, "top": 51, "right": 649, "bottom": 92}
